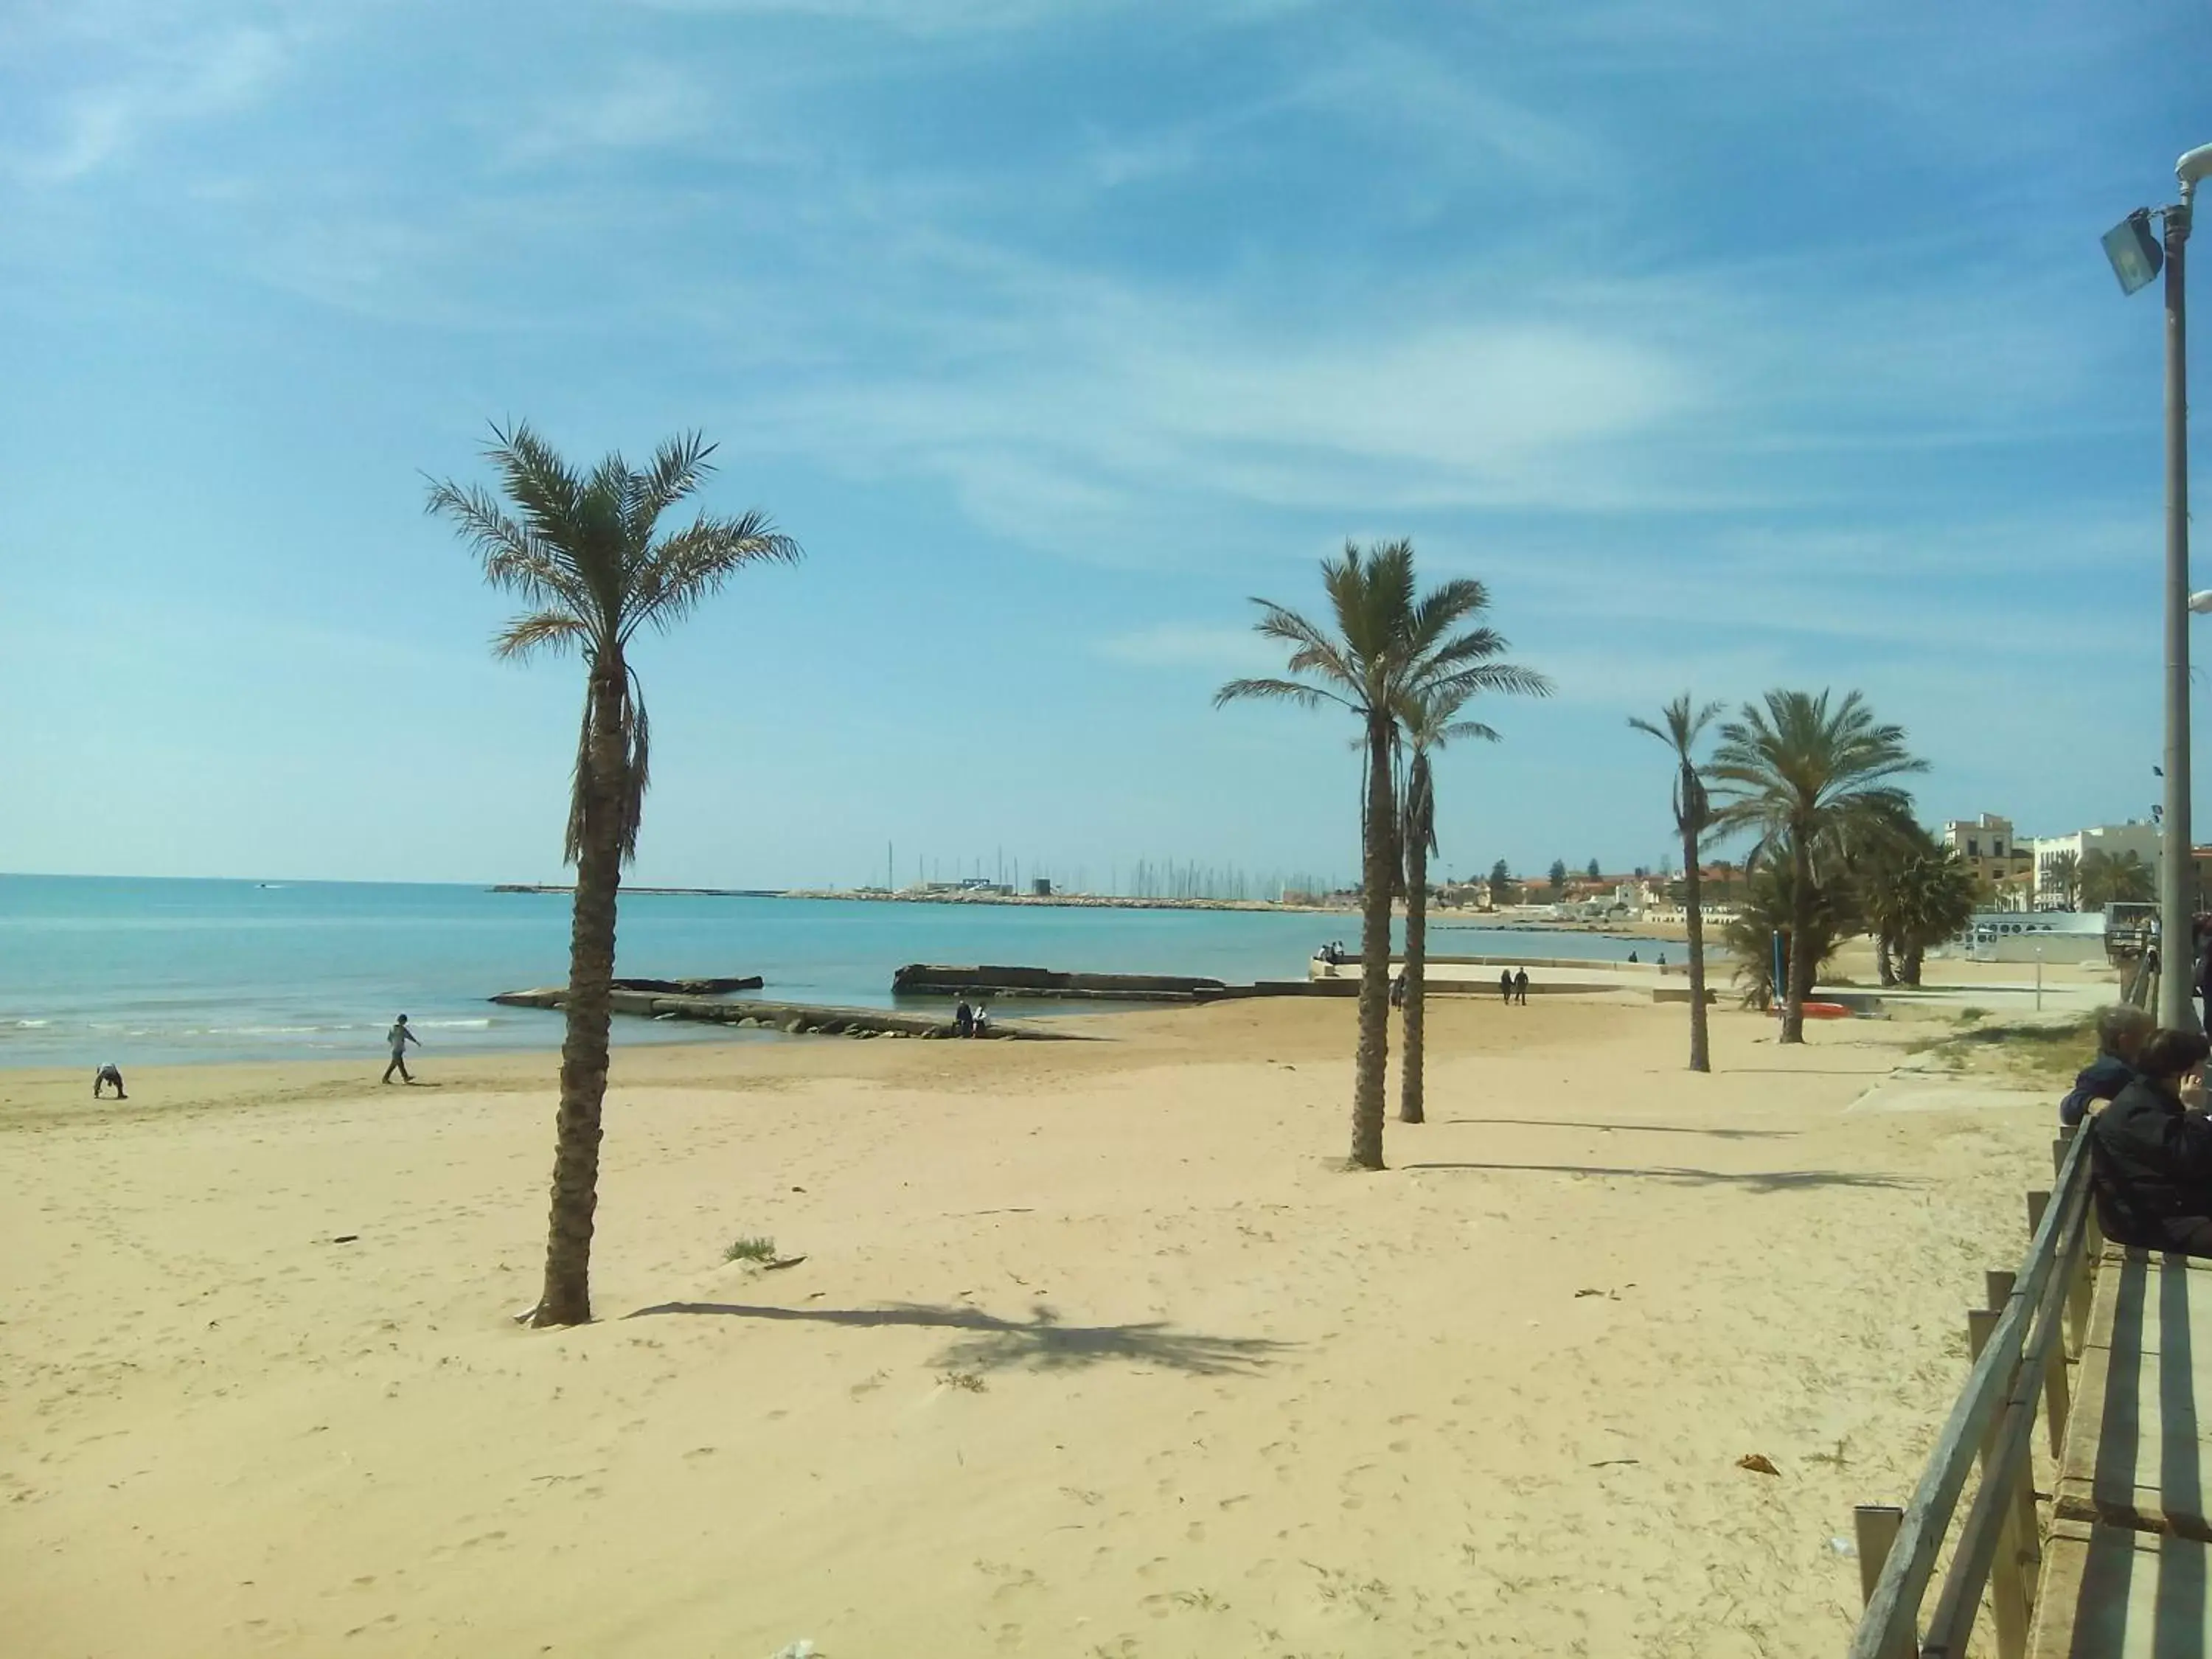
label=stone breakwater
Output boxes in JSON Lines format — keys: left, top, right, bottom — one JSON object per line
{"left": 488, "top": 986, "right": 1077, "bottom": 1040}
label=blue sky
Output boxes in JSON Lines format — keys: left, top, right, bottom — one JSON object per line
{"left": 3, "top": 0, "right": 2208, "bottom": 890}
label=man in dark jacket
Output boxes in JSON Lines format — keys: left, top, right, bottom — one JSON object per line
{"left": 2061, "top": 1004, "right": 2154, "bottom": 1126}
{"left": 2088, "top": 1028, "right": 2212, "bottom": 1255}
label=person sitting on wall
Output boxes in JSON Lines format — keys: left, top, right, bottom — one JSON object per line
{"left": 2061, "top": 1004, "right": 2155, "bottom": 1127}
{"left": 2088, "top": 1028, "right": 2212, "bottom": 1256}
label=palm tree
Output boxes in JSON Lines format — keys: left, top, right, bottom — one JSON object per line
{"left": 1217, "top": 540, "right": 1545, "bottom": 1169}
{"left": 2081, "top": 849, "right": 2154, "bottom": 909}
{"left": 1629, "top": 696, "right": 1723, "bottom": 1071}
{"left": 1708, "top": 689, "right": 1925, "bottom": 1043}
{"left": 1397, "top": 678, "right": 1543, "bottom": 1124}
{"left": 1723, "top": 859, "right": 1863, "bottom": 1009}
{"left": 428, "top": 422, "right": 801, "bottom": 1325}
{"left": 1876, "top": 846, "right": 1978, "bottom": 986}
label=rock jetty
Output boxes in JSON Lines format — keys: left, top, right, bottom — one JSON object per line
{"left": 489, "top": 986, "right": 1070, "bottom": 1040}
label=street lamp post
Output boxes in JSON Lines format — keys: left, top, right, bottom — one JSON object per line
{"left": 2107, "top": 143, "right": 2212, "bottom": 1031}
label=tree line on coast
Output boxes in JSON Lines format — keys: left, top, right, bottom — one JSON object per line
{"left": 428, "top": 422, "right": 1985, "bottom": 1320}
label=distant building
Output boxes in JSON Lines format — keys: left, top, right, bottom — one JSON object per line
{"left": 2029, "top": 822, "right": 2163, "bottom": 909}
{"left": 1943, "top": 814, "right": 2035, "bottom": 899}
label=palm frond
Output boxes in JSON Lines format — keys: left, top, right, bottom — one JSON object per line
{"left": 626, "top": 509, "right": 803, "bottom": 641}
{"left": 1420, "top": 661, "right": 1555, "bottom": 703}
{"left": 623, "top": 431, "right": 717, "bottom": 548}
{"left": 493, "top": 611, "right": 592, "bottom": 661}
{"left": 1251, "top": 602, "right": 1364, "bottom": 700}
{"left": 1434, "top": 719, "right": 1500, "bottom": 745}
{"left": 1213, "top": 676, "right": 1349, "bottom": 712}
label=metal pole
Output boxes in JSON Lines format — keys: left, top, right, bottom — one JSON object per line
{"left": 2164, "top": 201, "right": 2198, "bottom": 1032}
{"left": 2036, "top": 948, "right": 2043, "bottom": 1013}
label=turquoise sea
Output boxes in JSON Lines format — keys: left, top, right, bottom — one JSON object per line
{"left": 0, "top": 874, "right": 1655, "bottom": 1068}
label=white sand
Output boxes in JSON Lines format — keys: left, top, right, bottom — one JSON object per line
{"left": 1, "top": 995, "right": 2066, "bottom": 1657}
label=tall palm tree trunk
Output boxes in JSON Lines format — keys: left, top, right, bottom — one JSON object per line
{"left": 1781, "top": 832, "right": 1813, "bottom": 1044}
{"left": 533, "top": 664, "right": 626, "bottom": 1325}
{"left": 1680, "top": 816, "right": 1710, "bottom": 1073}
{"left": 1352, "top": 709, "right": 1394, "bottom": 1168}
{"left": 1400, "top": 795, "right": 1428, "bottom": 1123}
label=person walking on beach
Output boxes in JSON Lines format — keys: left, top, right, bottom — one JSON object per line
{"left": 93, "top": 1063, "right": 126, "bottom": 1100}
{"left": 1499, "top": 969, "right": 1513, "bottom": 1004}
{"left": 954, "top": 999, "right": 975, "bottom": 1038}
{"left": 383, "top": 1015, "right": 420, "bottom": 1084}
{"left": 1390, "top": 970, "right": 1407, "bottom": 1010}
{"left": 1514, "top": 967, "right": 1530, "bottom": 1006}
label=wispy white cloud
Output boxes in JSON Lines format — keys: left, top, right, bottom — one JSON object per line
{"left": 5, "top": 21, "right": 294, "bottom": 184}
{"left": 1095, "top": 623, "right": 1284, "bottom": 674}
{"left": 496, "top": 60, "right": 720, "bottom": 167}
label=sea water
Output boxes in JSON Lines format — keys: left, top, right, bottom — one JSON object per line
{"left": 0, "top": 874, "right": 1655, "bottom": 1068}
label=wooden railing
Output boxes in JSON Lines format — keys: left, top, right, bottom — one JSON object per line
{"left": 1846, "top": 1122, "right": 2098, "bottom": 1659}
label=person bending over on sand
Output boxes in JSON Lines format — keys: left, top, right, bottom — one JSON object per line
{"left": 2061, "top": 1005, "right": 2155, "bottom": 1127}
{"left": 2087, "top": 1028, "right": 2212, "bottom": 1256}
{"left": 1514, "top": 968, "right": 1530, "bottom": 1006}
{"left": 382, "top": 1015, "right": 420, "bottom": 1084}
{"left": 93, "top": 1062, "right": 126, "bottom": 1100}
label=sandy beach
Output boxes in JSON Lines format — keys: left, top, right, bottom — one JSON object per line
{"left": 4, "top": 992, "right": 2068, "bottom": 1658}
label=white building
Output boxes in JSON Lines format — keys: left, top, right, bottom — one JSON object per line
{"left": 2030, "top": 822, "right": 2163, "bottom": 909}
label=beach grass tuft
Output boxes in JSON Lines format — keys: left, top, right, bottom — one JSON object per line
{"left": 1919, "top": 1011, "right": 2096, "bottom": 1087}
{"left": 725, "top": 1235, "right": 777, "bottom": 1265}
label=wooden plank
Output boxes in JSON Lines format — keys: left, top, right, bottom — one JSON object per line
{"left": 2057, "top": 1249, "right": 2212, "bottom": 1541}
{"left": 2029, "top": 1518, "right": 2212, "bottom": 1658}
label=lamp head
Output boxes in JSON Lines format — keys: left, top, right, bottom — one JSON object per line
{"left": 2181, "top": 143, "right": 2212, "bottom": 200}
{"left": 2190, "top": 589, "right": 2212, "bottom": 615}
{"left": 2106, "top": 208, "right": 2165, "bottom": 295}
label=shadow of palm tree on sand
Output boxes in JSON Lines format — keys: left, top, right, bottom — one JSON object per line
{"left": 626, "top": 1298, "right": 1290, "bottom": 1377}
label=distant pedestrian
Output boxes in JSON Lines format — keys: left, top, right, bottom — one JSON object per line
{"left": 955, "top": 999, "right": 975, "bottom": 1038}
{"left": 1390, "top": 970, "right": 1407, "bottom": 1010}
{"left": 973, "top": 1002, "right": 992, "bottom": 1037}
{"left": 93, "top": 1063, "right": 127, "bottom": 1100}
{"left": 1658, "top": 952, "right": 1667, "bottom": 968}
{"left": 1499, "top": 969, "right": 1513, "bottom": 1004}
{"left": 1514, "top": 968, "right": 1530, "bottom": 1006}
{"left": 383, "top": 1015, "right": 420, "bottom": 1084}
{"left": 1628, "top": 950, "right": 1639, "bottom": 964}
